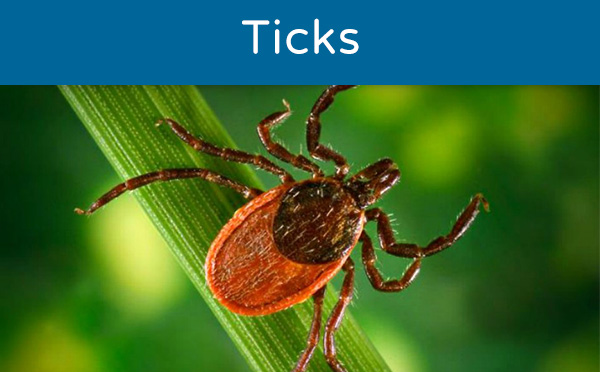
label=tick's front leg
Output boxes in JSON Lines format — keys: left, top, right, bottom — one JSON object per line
{"left": 367, "top": 193, "right": 489, "bottom": 258}
{"left": 307, "top": 85, "right": 356, "bottom": 180}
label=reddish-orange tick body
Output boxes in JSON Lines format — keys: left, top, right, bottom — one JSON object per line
{"left": 207, "top": 179, "right": 365, "bottom": 316}
{"left": 77, "top": 86, "right": 489, "bottom": 372}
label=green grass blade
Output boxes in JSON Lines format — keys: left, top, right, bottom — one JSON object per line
{"left": 59, "top": 85, "right": 390, "bottom": 372}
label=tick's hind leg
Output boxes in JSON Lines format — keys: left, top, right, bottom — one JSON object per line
{"left": 293, "top": 287, "right": 326, "bottom": 372}
{"left": 258, "top": 100, "right": 323, "bottom": 178}
{"left": 360, "top": 232, "right": 421, "bottom": 292}
{"left": 157, "top": 118, "right": 294, "bottom": 183}
{"left": 307, "top": 85, "right": 356, "bottom": 180}
{"left": 366, "top": 193, "right": 489, "bottom": 258}
{"left": 75, "top": 168, "right": 262, "bottom": 215}
{"left": 324, "top": 258, "right": 355, "bottom": 372}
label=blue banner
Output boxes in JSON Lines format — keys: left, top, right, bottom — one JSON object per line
{"left": 0, "top": 0, "right": 598, "bottom": 84}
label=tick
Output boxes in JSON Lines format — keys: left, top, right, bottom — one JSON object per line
{"left": 76, "top": 85, "right": 489, "bottom": 372}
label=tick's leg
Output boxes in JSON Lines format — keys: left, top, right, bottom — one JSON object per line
{"left": 293, "top": 286, "right": 326, "bottom": 372}
{"left": 307, "top": 85, "right": 356, "bottom": 180}
{"left": 257, "top": 100, "right": 323, "bottom": 178}
{"left": 157, "top": 119, "right": 294, "bottom": 183}
{"left": 366, "top": 193, "right": 489, "bottom": 258}
{"left": 324, "top": 258, "right": 354, "bottom": 372}
{"left": 75, "top": 168, "right": 262, "bottom": 215}
{"left": 361, "top": 232, "right": 421, "bottom": 292}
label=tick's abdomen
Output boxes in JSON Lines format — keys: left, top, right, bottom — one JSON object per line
{"left": 206, "top": 181, "right": 365, "bottom": 316}
{"left": 274, "top": 180, "right": 363, "bottom": 264}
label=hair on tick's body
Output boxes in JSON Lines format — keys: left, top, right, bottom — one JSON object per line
{"left": 76, "top": 85, "right": 489, "bottom": 372}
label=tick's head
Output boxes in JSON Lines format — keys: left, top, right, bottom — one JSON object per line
{"left": 345, "top": 158, "right": 400, "bottom": 209}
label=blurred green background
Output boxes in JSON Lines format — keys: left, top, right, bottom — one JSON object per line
{"left": 0, "top": 86, "right": 598, "bottom": 372}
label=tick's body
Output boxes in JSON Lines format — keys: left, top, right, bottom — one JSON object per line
{"left": 207, "top": 179, "right": 365, "bottom": 316}
{"left": 77, "top": 86, "right": 489, "bottom": 372}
